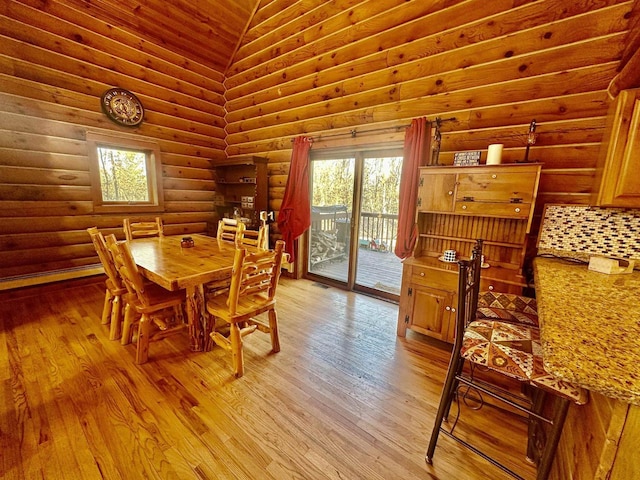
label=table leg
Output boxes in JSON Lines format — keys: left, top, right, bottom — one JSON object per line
{"left": 185, "top": 284, "right": 214, "bottom": 352}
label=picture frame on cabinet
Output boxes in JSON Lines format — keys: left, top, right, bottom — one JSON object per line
{"left": 453, "top": 150, "right": 481, "bottom": 166}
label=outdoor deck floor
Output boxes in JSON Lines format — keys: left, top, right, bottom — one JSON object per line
{"left": 310, "top": 246, "right": 403, "bottom": 296}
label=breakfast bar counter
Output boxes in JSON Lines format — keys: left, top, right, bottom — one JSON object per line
{"left": 533, "top": 256, "right": 640, "bottom": 405}
{"left": 533, "top": 256, "right": 640, "bottom": 480}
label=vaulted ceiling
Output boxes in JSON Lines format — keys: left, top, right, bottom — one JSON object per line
{"left": 58, "top": 0, "right": 260, "bottom": 74}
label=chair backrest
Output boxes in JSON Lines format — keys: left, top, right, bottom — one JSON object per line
{"left": 87, "top": 227, "right": 123, "bottom": 290}
{"left": 238, "top": 225, "right": 266, "bottom": 249}
{"left": 217, "top": 218, "right": 246, "bottom": 244}
{"left": 240, "top": 210, "right": 269, "bottom": 250}
{"left": 105, "top": 234, "right": 150, "bottom": 307}
{"left": 123, "top": 217, "right": 163, "bottom": 241}
{"left": 227, "top": 240, "right": 285, "bottom": 315}
{"left": 452, "top": 239, "right": 483, "bottom": 348}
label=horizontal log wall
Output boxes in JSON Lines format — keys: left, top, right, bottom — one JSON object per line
{"left": 226, "top": 0, "right": 635, "bottom": 239}
{"left": 0, "top": 0, "right": 228, "bottom": 279}
{"left": 0, "top": 0, "right": 637, "bottom": 280}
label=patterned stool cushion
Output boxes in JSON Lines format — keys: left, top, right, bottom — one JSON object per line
{"left": 476, "top": 292, "right": 539, "bottom": 327}
{"left": 461, "top": 320, "right": 588, "bottom": 405}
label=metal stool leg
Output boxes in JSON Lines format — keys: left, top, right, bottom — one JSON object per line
{"left": 536, "top": 396, "right": 570, "bottom": 480}
{"left": 426, "top": 354, "right": 464, "bottom": 463}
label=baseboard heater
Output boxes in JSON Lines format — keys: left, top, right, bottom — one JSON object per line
{"left": 0, "top": 264, "right": 104, "bottom": 291}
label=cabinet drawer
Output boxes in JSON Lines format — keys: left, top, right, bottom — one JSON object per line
{"left": 455, "top": 201, "right": 531, "bottom": 219}
{"left": 479, "top": 278, "right": 523, "bottom": 295}
{"left": 411, "top": 265, "right": 457, "bottom": 290}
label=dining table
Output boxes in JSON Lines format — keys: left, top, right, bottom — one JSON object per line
{"left": 128, "top": 233, "right": 240, "bottom": 352}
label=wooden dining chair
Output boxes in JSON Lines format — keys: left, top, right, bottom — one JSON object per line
{"left": 87, "top": 227, "right": 128, "bottom": 340}
{"left": 123, "top": 217, "right": 164, "bottom": 241}
{"left": 425, "top": 240, "right": 588, "bottom": 480}
{"left": 216, "top": 218, "right": 245, "bottom": 244}
{"left": 106, "top": 235, "right": 186, "bottom": 364}
{"left": 238, "top": 211, "right": 269, "bottom": 250}
{"left": 205, "top": 240, "right": 285, "bottom": 377}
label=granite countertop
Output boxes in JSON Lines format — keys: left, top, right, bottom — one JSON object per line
{"left": 533, "top": 257, "right": 640, "bottom": 405}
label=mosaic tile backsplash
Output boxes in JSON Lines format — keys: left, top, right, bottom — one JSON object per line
{"left": 537, "top": 204, "right": 640, "bottom": 261}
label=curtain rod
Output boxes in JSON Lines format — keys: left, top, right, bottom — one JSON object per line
{"left": 292, "top": 117, "right": 457, "bottom": 142}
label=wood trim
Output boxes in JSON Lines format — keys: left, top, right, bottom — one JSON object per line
{"left": 608, "top": 0, "right": 640, "bottom": 96}
{"left": 0, "top": 264, "right": 104, "bottom": 291}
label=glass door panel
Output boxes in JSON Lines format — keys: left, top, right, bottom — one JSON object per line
{"left": 354, "top": 155, "right": 403, "bottom": 297}
{"left": 308, "top": 157, "right": 354, "bottom": 282}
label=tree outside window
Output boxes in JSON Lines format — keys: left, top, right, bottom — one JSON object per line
{"left": 97, "top": 147, "right": 149, "bottom": 202}
{"left": 87, "top": 132, "right": 164, "bottom": 213}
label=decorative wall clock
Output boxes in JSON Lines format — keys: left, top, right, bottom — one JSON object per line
{"left": 100, "top": 88, "right": 144, "bottom": 127}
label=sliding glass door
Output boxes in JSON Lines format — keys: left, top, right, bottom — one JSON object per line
{"left": 307, "top": 149, "right": 403, "bottom": 299}
{"left": 308, "top": 156, "right": 355, "bottom": 283}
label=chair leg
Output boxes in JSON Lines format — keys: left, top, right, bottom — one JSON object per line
{"left": 121, "top": 304, "right": 136, "bottom": 345}
{"left": 426, "top": 353, "right": 464, "bottom": 463}
{"left": 136, "top": 314, "right": 151, "bottom": 364}
{"left": 108, "top": 294, "right": 122, "bottom": 340}
{"left": 102, "top": 290, "right": 113, "bottom": 325}
{"left": 535, "top": 396, "right": 570, "bottom": 480}
{"left": 268, "top": 309, "right": 280, "bottom": 353}
{"left": 229, "top": 322, "right": 244, "bottom": 378}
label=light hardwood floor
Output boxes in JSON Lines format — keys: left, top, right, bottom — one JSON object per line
{"left": 0, "top": 276, "right": 536, "bottom": 480}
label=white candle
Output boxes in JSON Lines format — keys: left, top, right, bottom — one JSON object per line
{"left": 486, "top": 144, "right": 504, "bottom": 165}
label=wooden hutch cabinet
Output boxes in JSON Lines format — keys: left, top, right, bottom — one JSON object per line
{"left": 214, "top": 156, "right": 268, "bottom": 229}
{"left": 397, "top": 163, "right": 542, "bottom": 342}
{"left": 594, "top": 88, "right": 640, "bottom": 208}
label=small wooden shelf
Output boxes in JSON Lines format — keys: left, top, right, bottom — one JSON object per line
{"left": 214, "top": 156, "right": 268, "bottom": 230}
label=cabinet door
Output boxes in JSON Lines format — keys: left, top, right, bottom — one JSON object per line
{"left": 457, "top": 171, "right": 538, "bottom": 203}
{"left": 417, "top": 172, "right": 456, "bottom": 212}
{"left": 406, "top": 285, "right": 455, "bottom": 342}
{"left": 597, "top": 88, "right": 640, "bottom": 207}
{"left": 455, "top": 170, "right": 537, "bottom": 219}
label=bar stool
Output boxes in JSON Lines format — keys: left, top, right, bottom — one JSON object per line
{"left": 425, "top": 240, "right": 587, "bottom": 480}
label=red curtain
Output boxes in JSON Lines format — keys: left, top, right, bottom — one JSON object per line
{"left": 394, "top": 118, "right": 432, "bottom": 259}
{"left": 277, "top": 136, "right": 312, "bottom": 263}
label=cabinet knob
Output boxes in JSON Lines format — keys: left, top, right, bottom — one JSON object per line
{"left": 461, "top": 205, "right": 467, "bottom": 210}
{"left": 445, "top": 306, "right": 451, "bottom": 311}
{"left": 420, "top": 272, "right": 425, "bottom": 277}
{"left": 451, "top": 308, "right": 456, "bottom": 313}
{"left": 492, "top": 174, "right": 497, "bottom": 179}
{"left": 515, "top": 207, "right": 521, "bottom": 213}
{"left": 448, "top": 191, "right": 453, "bottom": 196}
{"left": 489, "top": 285, "right": 494, "bottom": 291}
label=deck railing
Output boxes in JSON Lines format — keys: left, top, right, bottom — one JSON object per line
{"left": 358, "top": 212, "right": 398, "bottom": 251}
{"left": 310, "top": 206, "right": 398, "bottom": 252}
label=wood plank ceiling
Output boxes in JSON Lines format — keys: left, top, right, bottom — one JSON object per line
{"left": 52, "top": 0, "right": 260, "bottom": 74}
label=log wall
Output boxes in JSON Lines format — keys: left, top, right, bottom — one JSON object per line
{"left": 0, "top": 0, "right": 228, "bottom": 281}
{"left": 226, "top": 0, "right": 636, "bottom": 236}
{"left": 1, "top": 0, "right": 637, "bottom": 281}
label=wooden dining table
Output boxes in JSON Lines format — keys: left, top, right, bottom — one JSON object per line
{"left": 128, "top": 233, "right": 239, "bottom": 352}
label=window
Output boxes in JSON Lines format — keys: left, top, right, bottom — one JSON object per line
{"left": 87, "top": 132, "right": 164, "bottom": 213}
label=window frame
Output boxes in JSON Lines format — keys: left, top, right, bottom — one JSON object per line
{"left": 87, "top": 131, "right": 164, "bottom": 213}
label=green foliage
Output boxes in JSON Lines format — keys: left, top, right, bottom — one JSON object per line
{"left": 311, "top": 156, "right": 401, "bottom": 214}
{"left": 98, "top": 148, "right": 149, "bottom": 202}
{"left": 361, "top": 156, "right": 401, "bottom": 214}
{"left": 312, "top": 158, "right": 355, "bottom": 208}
